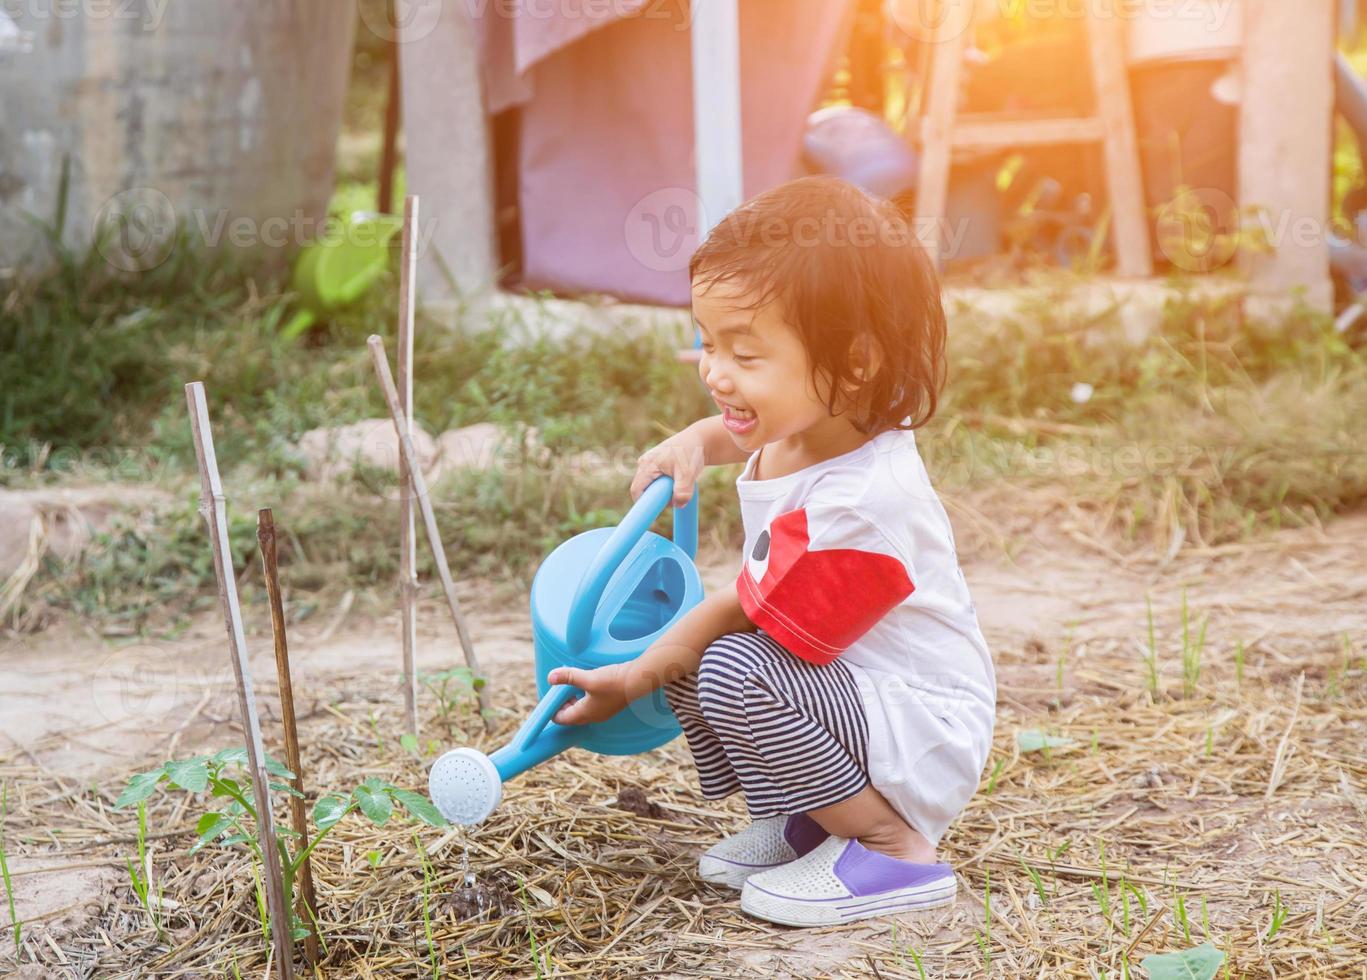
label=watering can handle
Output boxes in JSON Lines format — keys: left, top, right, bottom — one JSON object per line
{"left": 565, "top": 476, "right": 698, "bottom": 655}
{"left": 510, "top": 684, "right": 583, "bottom": 755}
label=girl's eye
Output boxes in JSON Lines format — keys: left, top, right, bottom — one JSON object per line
{"left": 734, "top": 355, "right": 757, "bottom": 364}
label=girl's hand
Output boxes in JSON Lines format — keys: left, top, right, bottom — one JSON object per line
{"left": 631, "top": 437, "right": 705, "bottom": 507}
{"left": 548, "top": 663, "right": 630, "bottom": 725}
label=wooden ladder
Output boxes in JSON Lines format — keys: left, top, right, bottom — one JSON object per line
{"left": 912, "top": 7, "right": 1153, "bottom": 276}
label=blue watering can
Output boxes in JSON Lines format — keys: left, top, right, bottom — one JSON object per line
{"left": 428, "top": 476, "right": 703, "bottom": 824}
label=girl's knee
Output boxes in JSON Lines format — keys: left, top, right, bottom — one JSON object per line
{"left": 697, "top": 632, "right": 784, "bottom": 708}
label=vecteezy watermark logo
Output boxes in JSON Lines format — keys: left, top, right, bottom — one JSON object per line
{"left": 91, "top": 643, "right": 184, "bottom": 726}
{"left": 1154, "top": 186, "right": 1239, "bottom": 273}
{"left": 887, "top": 0, "right": 974, "bottom": 43}
{"left": 4, "top": 0, "right": 173, "bottom": 32}
{"left": 624, "top": 186, "right": 702, "bottom": 274}
{"left": 93, "top": 187, "right": 177, "bottom": 273}
{"left": 359, "top": 0, "right": 444, "bottom": 42}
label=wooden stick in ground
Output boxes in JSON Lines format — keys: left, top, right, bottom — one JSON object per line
{"left": 366, "top": 335, "right": 494, "bottom": 729}
{"left": 256, "top": 508, "right": 319, "bottom": 967}
{"left": 184, "top": 382, "right": 295, "bottom": 980}
{"left": 397, "top": 194, "right": 421, "bottom": 738}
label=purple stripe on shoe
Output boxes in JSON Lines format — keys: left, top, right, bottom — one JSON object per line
{"left": 833, "top": 840, "right": 955, "bottom": 897}
{"left": 783, "top": 813, "right": 828, "bottom": 856}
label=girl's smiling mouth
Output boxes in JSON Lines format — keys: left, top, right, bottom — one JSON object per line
{"left": 721, "top": 404, "right": 758, "bottom": 434}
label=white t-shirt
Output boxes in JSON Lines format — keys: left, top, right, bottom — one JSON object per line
{"left": 734, "top": 427, "right": 996, "bottom": 846}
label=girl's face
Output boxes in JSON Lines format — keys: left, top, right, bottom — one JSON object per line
{"left": 692, "top": 278, "right": 862, "bottom": 460}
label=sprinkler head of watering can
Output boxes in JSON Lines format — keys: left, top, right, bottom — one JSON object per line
{"left": 428, "top": 748, "right": 503, "bottom": 825}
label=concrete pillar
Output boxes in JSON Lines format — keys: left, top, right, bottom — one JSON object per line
{"left": 1238, "top": 0, "right": 1335, "bottom": 311}
{"left": 395, "top": 0, "right": 498, "bottom": 303}
{"left": 0, "top": 0, "right": 354, "bottom": 274}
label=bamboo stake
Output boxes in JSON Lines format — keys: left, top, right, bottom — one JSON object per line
{"left": 366, "top": 335, "right": 494, "bottom": 729}
{"left": 256, "top": 508, "right": 319, "bottom": 966}
{"left": 184, "top": 382, "right": 295, "bottom": 980}
{"left": 397, "top": 194, "right": 420, "bottom": 738}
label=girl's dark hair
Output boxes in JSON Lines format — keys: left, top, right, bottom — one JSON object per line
{"left": 689, "top": 175, "right": 947, "bottom": 434}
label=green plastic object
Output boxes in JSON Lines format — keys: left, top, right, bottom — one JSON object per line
{"left": 282, "top": 211, "right": 404, "bottom": 339}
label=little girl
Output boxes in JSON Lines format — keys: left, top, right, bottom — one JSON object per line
{"left": 548, "top": 175, "right": 997, "bottom": 927}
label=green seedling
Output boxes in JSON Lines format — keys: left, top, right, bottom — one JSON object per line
{"left": 117, "top": 747, "right": 447, "bottom": 945}
{"left": 907, "top": 945, "right": 927, "bottom": 980}
{"left": 1141, "top": 941, "right": 1224, "bottom": 980}
{"left": 1174, "top": 889, "right": 1192, "bottom": 943}
{"left": 126, "top": 801, "right": 166, "bottom": 940}
{"left": 1020, "top": 856, "right": 1048, "bottom": 906}
{"left": 984, "top": 757, "right": 1005, "bottom": 794}
{"left": 519, "top": 877, "right": 545, "bottom": 979}
{"left": 975, "top": 866, "right": 992, "bottom": 969}
{"left": 368, "top": 711, "right": 384, "bottom": 752}
{"left": 416, "top": 834, "right": 439, "bottom": 980}
{"left": 1125, "top": 880, "right": 1149, "bottom": 918}
{"left": 891, "top": 921, "right": 930, "bottom": 980}
{"left": 1180, "top": 588, "right": 1209, "bottom": 698}
{"left": 1201, "top": 895, "right": 1212, "bottom": 940}
{"left": 419, "top": 667, "right": 487, "bottom": 734}
{"left": 1265, "top": 888, "right": 1289, "bottom": 941}
{"left": 1, "top": 782, "right": 19, "bottom": 952}
{"left": 1145, "top": 595, "right": 1160, "bottom": 699}
{"left": 400, "top": 733, "right": 421, "bottom": 758}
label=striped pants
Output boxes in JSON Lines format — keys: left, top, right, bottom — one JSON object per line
{"left": 662, "top": 628, "right": 871, "bottom": 818}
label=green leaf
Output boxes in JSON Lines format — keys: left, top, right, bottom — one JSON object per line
{"left": 115, "top": 767, "right": 165, "bottom": 808}
{"left": 210, "top": 775, "right": 246, "bottom": 800}
{"left": 1016, "top": 730, "right": 1079, "bottom": 753}
{"left": 262, "top": 752, "right": 296, "bottom": 781}
{"left": 191, "top": 812, "right": 233, "bottom": 854}
{"left": 313, "top": 794, "right": 352, "bottom": 830}
{"left": 391, "top": 788, "right": 448, "bottom": 828}
{"left": 165, "top": 757, "right": 211, "bottom": 793}
{"left": 221, "top": 833, "right": 253, "bottom": 848}
{"left": 399, "top": 733, "right": 419, "bottom": 755}
{"left": 354, "top": 783, "right": 393, "bottom": 825}
{"left": 366, "top": 849, "right": 382, "bottom": 868}
{"left": 269, "top": 781, "right": 305, "bottom": 799}
{"left": 1140, "top": 942, "right": 1225, "bottom": 980}
{"left": 211, "top": 747, "right": 248, "bottom": 767}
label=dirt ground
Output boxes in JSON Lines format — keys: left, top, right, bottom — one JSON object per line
{"left": 2, "top": 497, "right": 1365, "bottom": 977}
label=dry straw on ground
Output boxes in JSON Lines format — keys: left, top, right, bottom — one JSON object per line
{"left": 3, "top": 618, "right": 1363, "bottom": 978}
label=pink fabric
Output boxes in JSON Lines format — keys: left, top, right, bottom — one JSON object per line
{"left": 468, "top": 0, "right": 855, "bottom": 306}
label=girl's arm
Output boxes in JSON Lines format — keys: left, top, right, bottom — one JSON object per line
{"left": 549, "top": 584, "right": 755, "bottom": 725}
{"left": 681, "top": 413, "right": 752, "bottom": 468}
{"left": 630, "top": 414, "right": 751, "bottom": 506}
{"left": 621, "top": 584, "right": 755, "bottom": 699}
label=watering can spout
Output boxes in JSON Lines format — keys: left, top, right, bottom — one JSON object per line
{"left": 427, "top": 477, "right": 702, "bottom": 825}
{"left": 429, "top": 685, "right": 583, "bottom": 825}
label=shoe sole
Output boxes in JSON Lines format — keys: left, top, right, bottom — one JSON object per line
{"left": 739, "top": 878, "right": 957, "bottom": 926}
{"left": 698, "top": 854, "right": 783, "bottom": 890}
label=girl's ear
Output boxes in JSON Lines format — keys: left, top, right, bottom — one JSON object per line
{"left": 847, "top": 334, "right": 882, "bottom": 385}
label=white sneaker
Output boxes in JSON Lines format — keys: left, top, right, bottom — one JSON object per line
{"left": 697, "top": 812, "right": 829, "bottom": 890}
{"left": 740, "top": 835, "right": 957, "bottom": 927}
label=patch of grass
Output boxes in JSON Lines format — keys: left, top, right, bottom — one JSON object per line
{"left": 1, "top": 782, "right": 18, "bottom": 952}
{"left": 13, "top": 451, "right": 744, "bottom": 632}
{"left": 934, "top": 289, "right": 1367, "bottom": 548}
